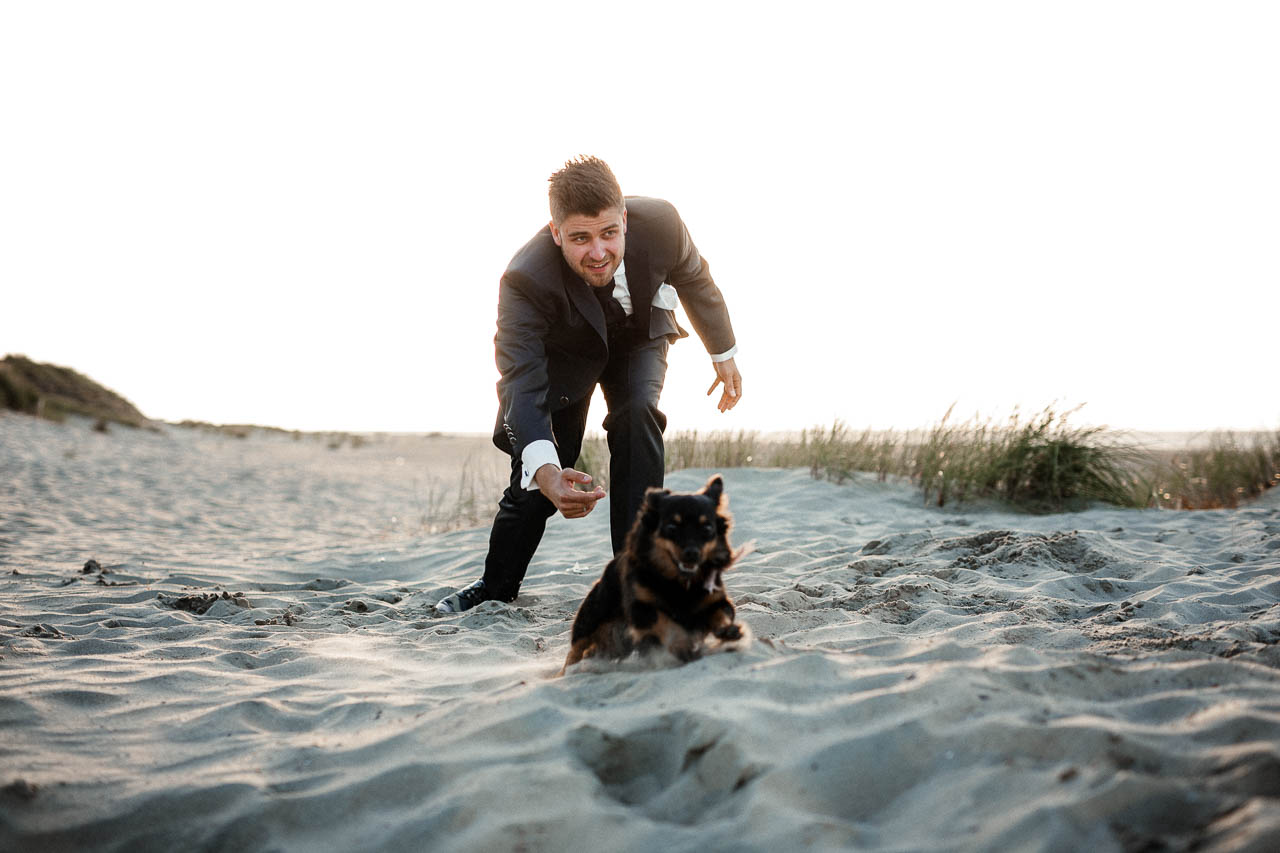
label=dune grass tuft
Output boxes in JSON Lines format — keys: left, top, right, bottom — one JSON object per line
{"left": 902, "top": 405, "right": 1144, "bottom": 511}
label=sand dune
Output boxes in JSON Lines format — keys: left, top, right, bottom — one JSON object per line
{"left": 2, "top": 413, "right": 1279, "bottom": 851}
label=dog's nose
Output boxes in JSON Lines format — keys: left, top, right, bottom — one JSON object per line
{"left": 681, "top": 547, "right": 700, "bottom": 565}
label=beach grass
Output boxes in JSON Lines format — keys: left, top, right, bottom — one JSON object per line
{"left": 1142, "top": 430, "right": 1280, "bottom": 509}
{"left": 411, "top": 459, "right": 496, "bottom": 533}
{"left": 11, "top": 349, "right": 1271, "bottom": 518}
{"left": 567, "top": 406, "right": 1277, "bottom": 514}
{"left": 904, "top": 405, "right": 1145, "bottom": 511}
{"left": 576, "top": 428, "right": 794, "bottom": 491}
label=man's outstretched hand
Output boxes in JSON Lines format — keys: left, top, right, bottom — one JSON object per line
{"left": 534, "top": 465, "right": 606, "bottom": 519}
{"left": 707, "top": 357, "right": 743, "bottom": 412}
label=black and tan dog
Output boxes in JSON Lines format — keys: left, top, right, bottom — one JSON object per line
{"left": 560, "top": 474, "right": 745, "bottom": 674}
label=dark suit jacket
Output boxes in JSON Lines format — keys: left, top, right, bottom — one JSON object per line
{"left": 491, "top": 196, "right": 736, "bottom": 458}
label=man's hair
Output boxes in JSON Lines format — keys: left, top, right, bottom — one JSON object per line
{"left": 548, "top": 156, "right": 624, "bottom": 224}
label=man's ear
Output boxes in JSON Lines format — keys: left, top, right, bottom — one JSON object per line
{"left": 621, "top": 207, "right": 627, "bottom": 234}
{"left": 549, "top": 220, "right": 562, "bottom": 246}
{"left": 641, "top": 487, "right": 670, "bottom": 531}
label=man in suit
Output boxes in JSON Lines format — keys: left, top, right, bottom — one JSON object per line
{"left": 436, "top": 156, "right": 742, "bottom": 614}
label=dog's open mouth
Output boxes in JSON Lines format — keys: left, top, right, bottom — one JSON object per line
{"left": 679, "top": 561, "right": 700, "bottom": 576}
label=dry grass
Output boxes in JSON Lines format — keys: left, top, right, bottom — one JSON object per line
{"left": 410, "top": 459, "right": 496, "bottom": 533}
{"left": 568, "top": 407, "right": 1278, "bottom": 514}
{"left": 1140, "top": 430, "right": 1280, "bottom": 509}
{"left": 901, "top": 405, "right": 1143, "bottom": 511}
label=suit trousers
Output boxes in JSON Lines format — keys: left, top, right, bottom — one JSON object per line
{"left": 481, "top": 335, "right": 670, "bottom": 601}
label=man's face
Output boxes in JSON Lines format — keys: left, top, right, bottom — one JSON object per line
{"left": 550, "top": 207, "right": 627, "bottom": 288}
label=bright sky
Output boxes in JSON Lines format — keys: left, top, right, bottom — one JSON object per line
{"left": 3, "top": 2, "right": 1277, "bottom": 436}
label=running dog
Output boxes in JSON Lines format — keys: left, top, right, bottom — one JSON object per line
{"left": 560, "top": 474, "right": 745, "bottom": 674}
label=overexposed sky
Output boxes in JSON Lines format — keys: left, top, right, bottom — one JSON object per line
{"left": 3, "top": 1, "right": 1277, "bottom": 435}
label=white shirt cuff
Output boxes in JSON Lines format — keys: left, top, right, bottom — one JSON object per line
{"left": 710, "top": 345, "right": 738, "bottom": 363}
{"left": 520, "top": 440, "right": 560, "bottom": 491}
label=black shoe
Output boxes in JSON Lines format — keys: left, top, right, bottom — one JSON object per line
{"left": 434, "top": 578, "right": 490, "bottom": 614}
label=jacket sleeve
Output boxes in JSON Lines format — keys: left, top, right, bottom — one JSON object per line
{"left": 665, "top": 207, "right": 737, "bottom": 356}
{"left": 494, "top": 271, "right": 554, "bottom": 460}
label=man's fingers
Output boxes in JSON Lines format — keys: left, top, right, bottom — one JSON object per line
{"left": 710, "top": 368, "right": 741, "bottom": 403}
{"left": 556, "top": 468, "right": 604, "bottom": 509}
{"left": 560, "top": 488, "right": 602, "bottom": 506}
{"left": 713, "top": 373, "right": 741, "bottom": 411}
{"left": 562, "top": 497, "right": 599, "bottom": 519}
{"left": 558, "top": 477, "right": 605, "bottom": 508}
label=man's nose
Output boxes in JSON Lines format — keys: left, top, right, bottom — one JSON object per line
{"left": 588, "top": 239, "right": 608, "bottom": 259}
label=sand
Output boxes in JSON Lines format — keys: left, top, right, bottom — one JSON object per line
{"left": 2, "top": 412, "right": 1279, "bottom": 852}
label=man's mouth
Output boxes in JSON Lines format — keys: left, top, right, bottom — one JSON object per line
{"left": 586, "top": 260, "right": 611, "bottom": 274}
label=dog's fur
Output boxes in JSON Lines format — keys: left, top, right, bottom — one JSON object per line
{"left": 560, "top": 474, "right": 744, "bottom": 674}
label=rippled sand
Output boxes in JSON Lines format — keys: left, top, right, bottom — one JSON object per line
{"left": 2, "top": 413, "right": 1279, "bottom": 852}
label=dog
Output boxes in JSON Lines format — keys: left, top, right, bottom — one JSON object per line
{"left": 560, "top": 474, "right": 745, "bottom": 675}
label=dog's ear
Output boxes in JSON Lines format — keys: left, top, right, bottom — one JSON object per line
{"left": 701, "top": 475, "right": 724, "bottom": 505}
{"left": 641, "top": 487, "right": 670, "bottom": 531}
{"left": 644, "top": 487, "right": 671, "bottom": 507}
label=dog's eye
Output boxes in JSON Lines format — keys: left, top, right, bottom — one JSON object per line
{"left": 703, "top": 523, "right": 715, "bottom": 535}
{"left": 664, "top": 524, "right": 678, "bottom": 537}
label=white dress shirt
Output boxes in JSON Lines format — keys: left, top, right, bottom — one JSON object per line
{"left": 518, "top": 259, "right": 738, "bottom": 490}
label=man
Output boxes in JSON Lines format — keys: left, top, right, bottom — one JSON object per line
{"left": 435, "top": 156, "right": 742, "bottom": 614}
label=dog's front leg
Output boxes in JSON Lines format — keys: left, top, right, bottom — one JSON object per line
{"left": 663, "top": 621, "right": 701, "bottom": 662}
{"left": 628, "top": 608, "right": 701, "bottom": 662}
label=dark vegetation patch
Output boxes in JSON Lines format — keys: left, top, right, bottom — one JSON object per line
{"left": 1, "top": 354, "right": 148, "bottom": 428}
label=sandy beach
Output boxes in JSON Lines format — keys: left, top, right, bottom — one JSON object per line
{"left": 2, "top": 412, "right": 1279, "bottom": 852}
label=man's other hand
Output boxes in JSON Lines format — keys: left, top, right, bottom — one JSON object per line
{"left": 706, "top": 357, "right": 743, "bottom": 412}
{"left": 534, "top": 465, "right": 606, "bottom": 519}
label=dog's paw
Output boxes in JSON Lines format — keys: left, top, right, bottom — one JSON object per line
{"left": 674, "top": 646, "right": 702, "bottom": 663}
{"left": 714, "top": 623, "right": 743, "bottom": 641}
{"left": 707, "top": 621, "right": 752, "bottom": 655}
